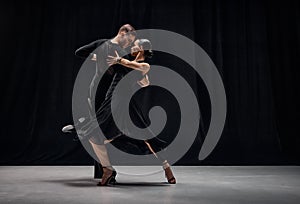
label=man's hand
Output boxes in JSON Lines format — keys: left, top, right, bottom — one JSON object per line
{"left": 91, "top": 53, "right": 97, "bottom": 61}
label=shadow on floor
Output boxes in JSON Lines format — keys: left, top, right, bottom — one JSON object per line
{"left": 112, "top": 182, "right": 171, "bottom": 187}
{"left": 40, "top": 178, "right": 173, "bottom": 187}
{"left": 41, "top": 178, "right": 98, "bottom": 187}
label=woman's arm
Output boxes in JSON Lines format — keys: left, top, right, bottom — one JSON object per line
{"left": 118, "top": 58, "right": 150, "bottom": 73}
{"left": 107, "top": 51, "right": 150, "bottom": 74}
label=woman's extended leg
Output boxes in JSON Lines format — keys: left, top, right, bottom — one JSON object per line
{"left": 144, "top": 141, "right": 176, "bottom": 184}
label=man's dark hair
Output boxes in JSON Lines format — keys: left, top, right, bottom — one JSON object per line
{"left": 118, "top": 24, "right": 137, "bottom": 36}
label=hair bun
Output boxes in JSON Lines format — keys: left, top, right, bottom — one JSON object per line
{"left": 145, "top": 50, "right": 153, "bottom": 59}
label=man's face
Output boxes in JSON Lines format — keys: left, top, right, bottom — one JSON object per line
{"left": 119, "top": 33, "right": 135, "bottom": 48}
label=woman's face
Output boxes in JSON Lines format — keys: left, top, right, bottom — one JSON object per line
{"left": 130, "top": 40, "right": 143, "bottom": 56}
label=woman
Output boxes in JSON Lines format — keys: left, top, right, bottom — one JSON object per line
{"left": 106, "top": 39, "right": 176, "bottom": 185}
{"left": 80, "top": 39, "right": 176, "bottom": 185}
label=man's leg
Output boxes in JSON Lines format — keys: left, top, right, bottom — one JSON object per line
{"left": 94, "top": 160, "right": 103, "bottom": 179}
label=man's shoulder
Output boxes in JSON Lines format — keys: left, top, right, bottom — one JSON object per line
{"left": 105, "top": 41, "right": 126, "bottom": 54}
{"left": 95, "top": 39, "right": 109, "bottom": 46}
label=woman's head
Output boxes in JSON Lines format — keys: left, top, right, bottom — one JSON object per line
{"left": 131, "top": 39, "right": 153, "bottom": 59}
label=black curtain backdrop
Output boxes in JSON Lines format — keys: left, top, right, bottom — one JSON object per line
{"left": 0, "top": 0, "right": 299, "bottom": 165}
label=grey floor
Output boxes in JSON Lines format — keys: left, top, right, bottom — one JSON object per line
{"left": 0, "top": 166, "right": 300, "bottom": 204}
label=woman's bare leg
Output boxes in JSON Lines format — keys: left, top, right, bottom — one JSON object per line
{"left": 144, "top": 141, "right": 176, "bottom": 184}
{"left": 88, "top": 139, "right": 117, "bottom": 186}
{"left": 144, "top": 140, "right": 159, "bottom": 159}
{"left": 88, "top": 140, "right": 114, "bottom": 170}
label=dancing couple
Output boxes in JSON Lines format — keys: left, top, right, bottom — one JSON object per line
{"left": 62, "top": 24, "right": 176, "bottom": 186}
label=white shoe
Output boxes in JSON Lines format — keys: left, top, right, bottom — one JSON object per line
{"left": 62, "top": 117, "right": 87, "bottom": 133}
{"left": 62, "top": 124, "right": 75, "bottom": 133}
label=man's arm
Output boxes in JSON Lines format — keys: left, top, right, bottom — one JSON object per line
{"left": 75, "top": 39, "right": 106, "bottom": 60}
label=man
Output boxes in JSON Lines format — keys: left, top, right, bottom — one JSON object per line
{"left": 62, "top": 24, "right": 136, "bottom": 183}
{"left": 63, "top": 24, "right": 136, "bottom": 133}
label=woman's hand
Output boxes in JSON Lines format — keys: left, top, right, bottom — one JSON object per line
{"left": 137, "top": 74, "right": 150, "bottom": 87}
{"left": 107, "top": 51, "right": 121, "bottom": 66}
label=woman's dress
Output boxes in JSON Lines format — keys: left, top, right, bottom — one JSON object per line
{"left": 78, "top": 64, "right": 166, "bottom": 155}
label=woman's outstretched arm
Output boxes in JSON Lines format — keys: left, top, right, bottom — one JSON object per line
{"left": 107, "top": 51, "right": 150, "bottom": 74}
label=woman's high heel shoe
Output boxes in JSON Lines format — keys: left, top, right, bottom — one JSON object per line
{"left": 162, "top": 161, "right": 176, "bottom": 184}
{"left": 97, "top": 167, "right": 117, "bottom": 186}
{"left": 164, "top": 167, "right": 176, "bottom": 184}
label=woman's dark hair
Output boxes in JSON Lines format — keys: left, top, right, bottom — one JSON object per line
{"left": 138, "top": 39, "right": 153, "bottom": 59}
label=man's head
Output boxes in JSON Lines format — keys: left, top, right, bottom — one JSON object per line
{"left": 116, "top": 24, "right": 136, "bottom": 48}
